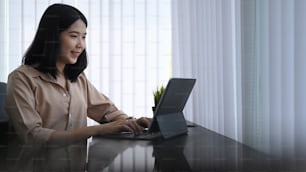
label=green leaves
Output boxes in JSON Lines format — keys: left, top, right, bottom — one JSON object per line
{"left": 153, "top": 85, "right": 165, "bottom": 106}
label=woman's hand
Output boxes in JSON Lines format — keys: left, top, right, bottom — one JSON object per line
{"left": 136, "top": 117, "right": 152, "bottom": 128}
{"left": 101, "top": 118, "right": 144, "bottom": 134}
{"left": 98, "top": 117, "right": 152, "bottom": 135}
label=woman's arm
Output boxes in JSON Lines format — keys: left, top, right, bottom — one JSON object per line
{"left": 48, "top": 118, "right": 145, "bottom": 146}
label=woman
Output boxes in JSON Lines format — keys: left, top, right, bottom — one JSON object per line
{"left": 5, "top": 3, "right": 150, "bottom": 171}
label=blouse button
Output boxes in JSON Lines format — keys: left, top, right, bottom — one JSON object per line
{"left": 63, "top": 93, "right": 67, "bottom": 97}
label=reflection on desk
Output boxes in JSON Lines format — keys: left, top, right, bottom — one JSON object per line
{"left": 3, "top": 137, "right": 87, "bottom": 172}
{"left": 153, "top": 135, "right": 191, "bottom": 171}
{"left": 88, "top": 125, "right": 306, "bottom": 172}
{"left": 88, "top": 137, "right": 154, "bottom": 171}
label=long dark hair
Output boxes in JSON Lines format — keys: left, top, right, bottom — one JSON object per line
{"left": 22, "top": 3, "right": 88, "bottom": 82}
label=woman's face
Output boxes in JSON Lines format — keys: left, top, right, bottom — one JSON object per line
{"left": 57, "top": 19, "right": 87, "bottom": 71}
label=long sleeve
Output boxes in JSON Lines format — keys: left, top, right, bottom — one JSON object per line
{"left": 84, "top": 76, "right": 128, "bottom": 122}
{"left": 5, "top": 69, "right": 55, "bottom": 144}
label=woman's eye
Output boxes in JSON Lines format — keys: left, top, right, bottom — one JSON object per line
{"left": 70, "top": 35, "right": 78, "bottom": 38}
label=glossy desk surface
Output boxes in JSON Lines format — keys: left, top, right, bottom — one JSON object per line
{"left": 88, "top": 125, "right": 306, "bottom": 172}
{"left": 1, "top": 124, "right": 306, "bottom": 171}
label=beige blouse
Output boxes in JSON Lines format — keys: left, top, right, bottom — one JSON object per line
{"left": 5, "top": 65, "right": 128, "bottom": 171}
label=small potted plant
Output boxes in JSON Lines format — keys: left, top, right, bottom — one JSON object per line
{"left": 152, "top": 85, "right": 165, "bottom": 112}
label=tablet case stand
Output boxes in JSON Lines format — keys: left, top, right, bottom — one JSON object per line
{"left": 156, "top": 112, "right": 188, "bottom": 139}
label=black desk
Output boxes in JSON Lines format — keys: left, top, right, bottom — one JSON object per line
{"left": 2, "top": 125, "right": 306, "bottom": 171}
{"left": 88, "top": 125, "right": 306, "bottom": 172}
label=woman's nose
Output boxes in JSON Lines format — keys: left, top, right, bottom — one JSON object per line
{"left": 76, "top": 38, "right": 85, "bottom": 49}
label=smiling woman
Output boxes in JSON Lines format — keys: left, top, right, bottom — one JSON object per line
{"left": 0, "top": 0, "right": 172, "bottom": 118}
{"left": 22, "top": 4, "right": 88, "bottom": 82}
{"left": 0, "top": 1, "right": 172, "bottom": 171}
{"left": 4, "top": 3, "right": 152, "bottom": 171}
{"left": 57, "top": 19, "right": 87, "bottom": 75}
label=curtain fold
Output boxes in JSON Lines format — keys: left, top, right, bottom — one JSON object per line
{"left": 172, "top": 0, "right": 242, "bottom": 141}
{"left": 294, "top": 0, "right": 306, "bottom": 158}
{"left": 0, "top": 0, "right": 9, "bottom": 82}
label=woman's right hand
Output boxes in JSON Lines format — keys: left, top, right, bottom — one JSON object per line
{"left": 100, "top": 118, "right": 145, "bottom": 135}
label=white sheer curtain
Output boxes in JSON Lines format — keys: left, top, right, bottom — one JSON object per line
{"left": 0, "top": 0, "right": 172, "bottom": 118}
{"left": 242, "top": 0, "right": 306, "bottom": 157}
{"left": 172, "top": 0, "right": 242, "bottom": 141}
{"left": 172, "top": 0, "right": 306, "bottom": 157}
